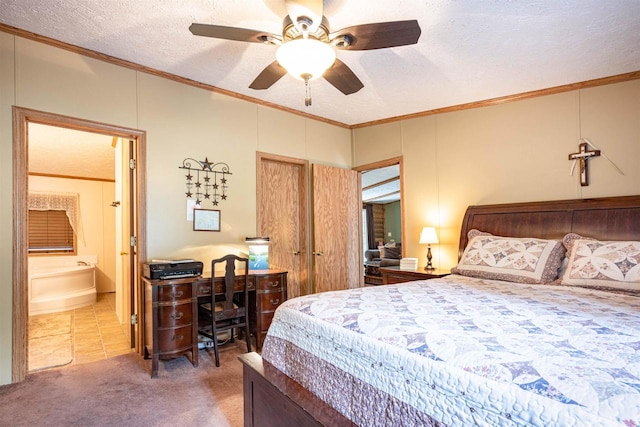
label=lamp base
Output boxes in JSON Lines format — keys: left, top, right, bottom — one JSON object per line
{"left": 425, "top": 245, "right": 433, "bottom": 271}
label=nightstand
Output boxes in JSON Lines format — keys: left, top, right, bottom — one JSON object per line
{"left": 379, "top": 266, "right": 449, "bottom": 284}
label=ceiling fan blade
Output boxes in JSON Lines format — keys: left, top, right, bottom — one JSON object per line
{"left": 323, "top": 59, "right": 364, "bottom": 95}
{"left": 249, "top": 61, "right": 288, "bottom": 90}
{"left": 330, "top": 20, "right": 421, "bottom": 51}
{"left": 189, "top": 23, "right": 279, "bottom": 43}
{"left": 285, "top": 0, "right": 323, "bottom": 32}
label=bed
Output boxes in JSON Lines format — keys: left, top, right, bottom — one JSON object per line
{"left": 239, "top": 195, "right": 640, "bottom": 426}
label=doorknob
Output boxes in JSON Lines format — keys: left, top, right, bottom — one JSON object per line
{"left": 312, "top": 251, "right": 323, "bottom": 256}
{"left": 120, "top": 251, "right": 128, "bottom": 255}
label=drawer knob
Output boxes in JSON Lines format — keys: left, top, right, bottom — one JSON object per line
{"left": 171, "top": 334, "right": 184, "bottom": 342}
{"left": 200, "top": 286, "right": 211, "bottom": 294}
{"left": 270, "top": 298, "right": 280, "bottom": 306}
{"left": 170, "top": 312, "right": 184, "bottom": 320}
{"left": 171, "top": 290, "right": 184, "bottom": 299}
{"left": 270, "top": 280, "right": 279, "bottom": 287}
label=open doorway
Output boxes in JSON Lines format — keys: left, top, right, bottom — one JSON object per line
{"left": 27, "top": 123, "right": 130, "bottom": 372}
{"left": 12, "top": 107, "right": 147, "bottom": 383}
{"left": 354, "top": 157, "right": 403, "bottom": 286}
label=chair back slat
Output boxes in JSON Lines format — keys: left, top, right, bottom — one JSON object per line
{"left": 201, "top": 254, "right": 251, "bottom": 366}
{"left": 211, "top": 254, "right": 249, "bottom": 310}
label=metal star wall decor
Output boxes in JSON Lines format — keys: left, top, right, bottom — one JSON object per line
{"left": 179, "top": 157, "right": 231, "bottom": 207}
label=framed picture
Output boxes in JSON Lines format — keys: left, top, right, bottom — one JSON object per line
{"left": 193, "top": 209, "right": 221, "bottom": 232}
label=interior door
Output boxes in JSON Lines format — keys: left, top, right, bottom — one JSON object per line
{"left": 312, "top": 164, "right": 362, "bottom": 292}
{"left": 257, "top": 153, "right": 309, "bottom": 298}
{"left": 126, "top": 139, "right": 138, "bottom": 347}
{"left": 114, "top": 137, "right": 136, "bottom": 348}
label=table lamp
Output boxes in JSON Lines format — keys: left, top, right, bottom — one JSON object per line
{"left": 419, "top": 227, "right": 439, "bottom": 270}
{"left": 245, "top": 237, "right": 270, "bottom": 270}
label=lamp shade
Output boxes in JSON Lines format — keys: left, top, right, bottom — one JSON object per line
{"left": 245, "top": 237, "right": 270, "bottom": 244}
{"left": 419, "top": 227, "right": 439, "bottom": 245}
{"left": 276, "top": 37, "right": 336, "bottom": 80}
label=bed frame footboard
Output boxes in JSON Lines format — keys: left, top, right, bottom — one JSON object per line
{"left": 239, "top": 352, "right": 353, "bottom": 427}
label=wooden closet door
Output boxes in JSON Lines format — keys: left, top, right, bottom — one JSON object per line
{"left": 257, "top": 153, "right": 309, "bottom": 298}
{"left": 312, "top": 164, "right": 362, "bottom": 293}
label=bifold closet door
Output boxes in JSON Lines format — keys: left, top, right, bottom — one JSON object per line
{"left": 312, "top": 164, "right": 362, "bottom": 293}
{"left": 257, "top": 153, "right": 309, "bottom": 298}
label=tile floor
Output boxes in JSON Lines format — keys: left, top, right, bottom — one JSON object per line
{"left": 28, "top": 292, "right": 133, "bottom": 371}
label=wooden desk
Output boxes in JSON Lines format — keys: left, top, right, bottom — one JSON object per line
{"left": 379, "top": 266, "right": 448, "bottom": 284}
{"left": 143, "top": 269, "right": 287, "bottom": 377}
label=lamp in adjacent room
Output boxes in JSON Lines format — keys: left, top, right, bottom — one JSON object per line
{"left": 419, "top": 227, "right": 439, "bottom": 271}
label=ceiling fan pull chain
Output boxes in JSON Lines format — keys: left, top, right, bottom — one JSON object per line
{"left": 303, "top": 74, "right": 312, "bottom": 106}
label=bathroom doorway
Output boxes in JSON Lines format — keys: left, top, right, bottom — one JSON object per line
{"left": 12, "top": 107, "right": 147, "bottom": 382}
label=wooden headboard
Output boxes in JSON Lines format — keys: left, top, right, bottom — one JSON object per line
{"left": 458, "top": 195, "right": 640, "bottom": 259}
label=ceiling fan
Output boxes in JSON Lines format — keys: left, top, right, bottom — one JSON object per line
{"left": 189, "top": 0, "right": 421, "bottom": 106}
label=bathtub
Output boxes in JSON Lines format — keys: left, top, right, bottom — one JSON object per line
{"left": 28, "top": 256, "right": 97, "bottom": 315}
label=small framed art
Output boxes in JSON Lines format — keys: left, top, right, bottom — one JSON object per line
{"left": 193, "top": 208, "right": 221, "bottom": 232}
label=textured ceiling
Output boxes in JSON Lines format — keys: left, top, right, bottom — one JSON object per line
{"left": 2, "top": 1, "right": 640, "bottom": 126}
{"left": 29, "top": 124, "right": 115, "bottom": 181}
{"left": 362, "top": 164, "right": 400, "bottom": 204}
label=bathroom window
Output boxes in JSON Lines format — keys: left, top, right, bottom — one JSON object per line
{"left": 28, "top": 210, "right": 76, "bottom": 254}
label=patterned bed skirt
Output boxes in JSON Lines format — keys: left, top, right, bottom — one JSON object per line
{"left": 263, "top": 335, "right": 444, "bottom": 426}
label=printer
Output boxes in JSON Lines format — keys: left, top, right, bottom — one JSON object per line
{"left": 142, "top": 259, "right": 203, "bottom": 280}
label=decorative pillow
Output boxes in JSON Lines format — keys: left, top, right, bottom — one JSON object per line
{"left": 560, "top": 239, "right": 640, "bottom": 291}
{"left": 452, "top": 233, "right": 566, "bottom": 284}
{"left": 562, "top": 232, "right": 594, "bottom": 252}
{"left": 378, "top": 241, "right": 396, "bottom": 258}
{"left": 384, "top": 246, "right": 402, "bottom": 259}
{"left": 467, "top": 229, "right": 492, "bottom": 240}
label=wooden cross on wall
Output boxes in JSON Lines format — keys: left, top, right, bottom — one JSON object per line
{"left": 568, "top": 142, "right": 601, "bottom": 186}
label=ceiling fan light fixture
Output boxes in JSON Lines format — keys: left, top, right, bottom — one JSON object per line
{"left": 276, "top": 38, "right": 336, "bottom": 81}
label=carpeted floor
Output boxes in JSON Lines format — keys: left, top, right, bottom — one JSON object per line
{"left": 0, "top": 341, "right": 247, "bottom": 427}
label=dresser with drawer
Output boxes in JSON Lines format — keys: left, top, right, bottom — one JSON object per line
{"left": 144, "top": 278, "right": 199, "bottom": 378}
{"left": 254, "top": 272, "right": 287, "bottom": 352}
{"left": 143, "top": 269, "right": 287, "bottom": 377}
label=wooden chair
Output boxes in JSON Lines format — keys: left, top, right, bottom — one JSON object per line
{"left": 198, "top": 254, "right": 251, "bottom": 367}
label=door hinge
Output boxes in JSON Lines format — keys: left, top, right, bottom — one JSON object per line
{"left": 130, "top": 314, "right": 138, "bottom": 325}
{"left": 130, "top": 236, "right": 137, "bottom": 247}
{"left": 129, "top": 158, "right": 136, "bottom": 170}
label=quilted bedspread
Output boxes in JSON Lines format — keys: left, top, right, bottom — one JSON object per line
{"left": 262, "top": 275, "right": 640, "bottom": 426}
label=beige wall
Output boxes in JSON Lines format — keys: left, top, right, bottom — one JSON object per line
{"left": 0, "top": 32, "right": 352, "bottom": 384}
{"left": 354, "top": 81, "right": 640, "bottom": 270}
{"left": 0, "top": 31, "right": 15, "bottom": 386}
{"left": 28, "top": 176, "right": 116, "bottom": 293}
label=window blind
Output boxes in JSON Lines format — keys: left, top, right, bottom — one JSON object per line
{"left": 28, "top": 210, "right": 75, "bottom": 253}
